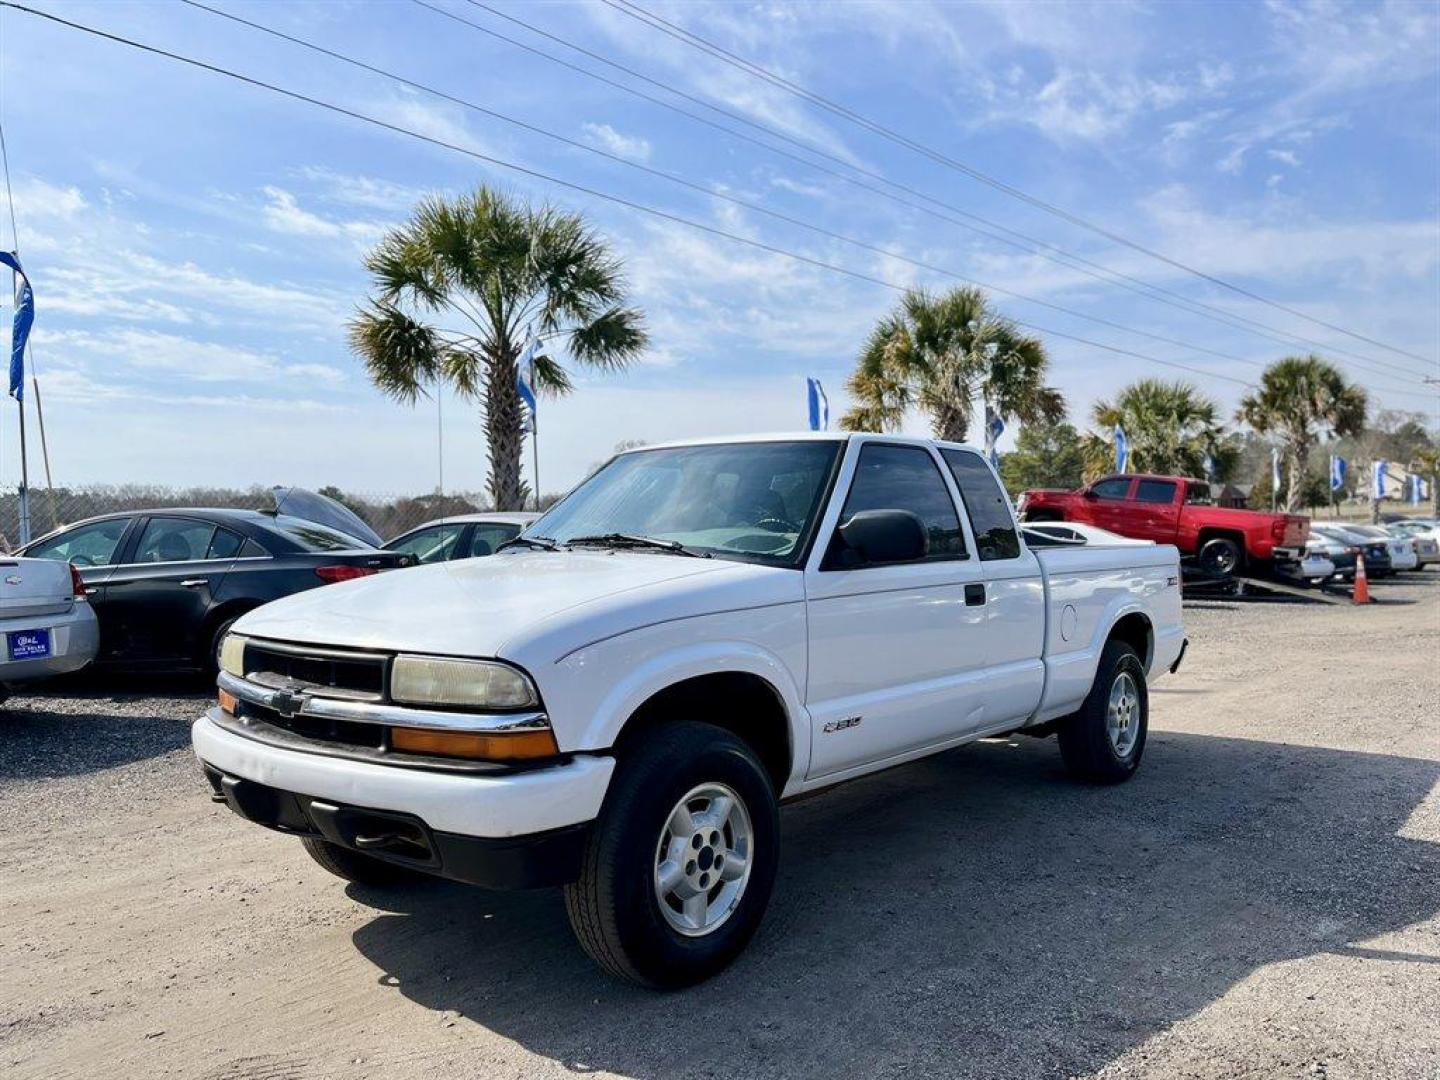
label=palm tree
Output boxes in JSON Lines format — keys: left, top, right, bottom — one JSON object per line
{"left": 1082, "top": 379, "right": 1231, "bottom": 480}
{"left": 350, "top": 187, "right": 647, "bottom": 510}
{"left": 840, "top": 286, "right": 1065, "bottom": 443}
{"left": 1235, "top": 355, "right": 1367, "bottom": 513}
{"left": 1413, "top": 445, "right": 1440, "bottom": 518}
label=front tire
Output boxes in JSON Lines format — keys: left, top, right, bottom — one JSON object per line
{"left": 565, "top": 721, "right": 779, "bottom": 989}
{"left": 1058, "top": 640, "right": 1148, "bottom": 784}
{"left": 301, "top": 836, "right": 432, "bottom": 887}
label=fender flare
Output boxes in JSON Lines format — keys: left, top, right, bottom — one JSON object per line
{"left": 569, "top": 639, "right": 810, "bottom": 787}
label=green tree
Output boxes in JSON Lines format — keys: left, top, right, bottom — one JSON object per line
{"left": 840, "top": 286, "right": 1064, "bottom": 442}
{"left": 1081, "top": 379, "right": 1232, "bottom": 480}
{"left": 1414, "top": 445, "right": 1440, "bottom": 517}
{"left": 1235, "top": 355, "right": 1366, "bottom": 513}
{"left": 350, "top": 187, "right": 648, "bottom": 510}
{"left": 999, "top": 422, "right": 1085, "bottom": 493}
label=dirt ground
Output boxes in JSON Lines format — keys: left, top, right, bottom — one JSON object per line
{"left": 2, "top": 574, "right": 1437, "bottom": 1080}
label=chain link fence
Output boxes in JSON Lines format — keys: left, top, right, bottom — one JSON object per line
{"left": 0, "top": 484, "right": 524, "bottom": 551}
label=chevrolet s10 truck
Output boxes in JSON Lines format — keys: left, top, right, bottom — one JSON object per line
{"left": 194, "top": 434, "right": 1186, "bottom": 987}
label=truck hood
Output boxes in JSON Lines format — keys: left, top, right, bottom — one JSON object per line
{"left": 232, "top": 550, "right": 797, "bottom": 659}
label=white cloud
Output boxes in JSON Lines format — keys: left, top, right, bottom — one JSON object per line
{"left": 582, "top": 123, "right": 652, "bottom": 163}
{"left": 1266, "top": 148, "right": 1302, "bottom": 167}
{"left": 260, "top": 186, "right": 387, "bottom": 247}
{"left": 38, "top": 328, "right": 348, "bottom": 388}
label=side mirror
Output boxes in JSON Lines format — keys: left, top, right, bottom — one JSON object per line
{"left": 836, "top": 509, "right": 928, "bottom": 566}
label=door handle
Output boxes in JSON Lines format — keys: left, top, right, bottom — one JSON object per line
{"left": 180, "top": 579, "right": 209, "bottom": 588}
{"left": 964, "top": 583, "right": 986, "bottom": 606}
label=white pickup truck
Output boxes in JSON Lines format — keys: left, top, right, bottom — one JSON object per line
{"left": 194, "top": 434, "right": 1185, "bottom": 987}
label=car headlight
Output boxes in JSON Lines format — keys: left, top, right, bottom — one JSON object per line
{"left": 390, "top": 655, "right": 540, "bottom": 710}
{"left": 219, "top": 633, "right": 248, "bottom": 678}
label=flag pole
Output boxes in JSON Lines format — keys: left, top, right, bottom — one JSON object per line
{"left": 15, "top": 383, "right": 28, "bottom": 545}
{"left": 530, "top": 350, "right": 540, "bottom": 510}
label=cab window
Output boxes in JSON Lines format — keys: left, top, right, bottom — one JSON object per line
{"left": 1090, "top": 478, "right": 1131, "bottom": 500}
{"left": 832, "top": 443, "right": 965, "bottom": 564}
{"left": 1135, "top": 479, "right": 1178, "bottom": 505}
{"left": 941, "top": 449, "right": 1020, "bottom": 561}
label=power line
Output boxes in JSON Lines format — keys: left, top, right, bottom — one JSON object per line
{"left": 606, "top": 0, "right": 1438, "bottom": 374}
{"left": 438, "top": 0, "right": 1432, "bottom": 387}
{"left": 1, "top": 1, "right": 1274, "bottom": 399}
{"left": 175, "top": 0, "right": 1421, "bottom": 399}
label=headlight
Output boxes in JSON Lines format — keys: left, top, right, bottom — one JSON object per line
{"left": 219, "top": 633, "right": 248, "bottom": 678}
{"left": 390, "top": 656, "right": 539, "bottom": 710}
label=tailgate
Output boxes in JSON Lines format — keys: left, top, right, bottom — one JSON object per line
{"left": 0, "top": 558, "right": 76, "bottom": 620}
{"left": 1279, "top": 516, "right": 1310, "bottom": 547}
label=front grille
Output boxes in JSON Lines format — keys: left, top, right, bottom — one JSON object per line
{"left": 243, "top": 640, "right": 387, "bottom": 699}
{"left": 236, "top": 699, "right": 386, "bottom": 751}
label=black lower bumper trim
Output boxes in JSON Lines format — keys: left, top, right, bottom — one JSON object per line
{"left": 202, "top": 765, "right": 588, "bottom": 889}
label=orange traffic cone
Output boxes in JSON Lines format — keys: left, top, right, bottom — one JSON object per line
{"left": 1353, "top": 552, "right": 1370, "bottom": 605}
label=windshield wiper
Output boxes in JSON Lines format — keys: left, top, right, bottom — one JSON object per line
{"left": 565, "top": 533, "right": 711, "bottom": 558}
{"left": 498, "top": 534, "right": 560, "bottom": 551}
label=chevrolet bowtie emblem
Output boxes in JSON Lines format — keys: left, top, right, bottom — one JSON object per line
{"left": 271, "top": 687, "right": 308, "bottom": 719}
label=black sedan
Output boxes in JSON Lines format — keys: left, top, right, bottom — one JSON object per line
{"left": 20, "top": 507, "right": 413, "bottom": 671}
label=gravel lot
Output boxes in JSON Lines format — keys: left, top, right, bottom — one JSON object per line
{"left": 2, "top": 574, "right": 1437, "bottom": 1080}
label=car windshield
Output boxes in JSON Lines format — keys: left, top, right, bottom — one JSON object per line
{"left": 268, "top": 515, "right": 372, "bottom": 552}
{"left": 529, "top": 440, "right": 841, "bottom": 566}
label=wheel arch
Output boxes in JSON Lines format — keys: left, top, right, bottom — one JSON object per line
{"left": 1105, "top": 609, "right": 1154, "bottom": 671}
{"left": 566, "top": 642, "right": 807, "bottom": 795}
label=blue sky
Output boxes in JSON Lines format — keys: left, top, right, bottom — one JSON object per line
{"left": 0, "top": 0, "right": 1436, "bottom": 496}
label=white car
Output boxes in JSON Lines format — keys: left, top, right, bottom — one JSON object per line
{"left": 1387, "top": 520, "right": 1439, "bottom": 567}
{"left": 0, "top": 556, "right": 99, "bottom": 701}
{"left": 382, "top": 512, "right": 541, "bottom": 564}
{"left": 1350, "top": 525, "right": 1418, "bottom": 571}
{"left": 193, "top": 434, "right": 1185, "bottom": 987}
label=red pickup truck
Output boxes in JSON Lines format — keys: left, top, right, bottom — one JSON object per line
{"left": 1017, "top": 474, "right": 1310, "bottom": 575}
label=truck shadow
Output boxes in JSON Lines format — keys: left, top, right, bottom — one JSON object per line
{"left": 348, "top": 733, "right": 1439, "bottom": 1078}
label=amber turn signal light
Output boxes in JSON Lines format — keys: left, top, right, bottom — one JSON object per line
{"left": 389, "top": 726, "right": 559, "bottom": 761}
{"left": 218, "top": 688, "right": 238, "bottom": 716}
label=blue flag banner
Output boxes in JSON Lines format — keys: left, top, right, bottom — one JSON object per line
{"left": 515, "top": 332, "right": 544, "bottom": 434}
{"left": 1114, "top": 425, "right": 1128, "bottom": 474}
{"left": 1329, "top": 454, "right": 1347, "bottom": 492}
{"left": 1203, "top": 452, "right": 1216, "bottom": 481}
{"left": 983, "top": 406, "right": 1004, "bottom": 466}
{"left": 1410, "top": 473, "right": 1422, "bottom": 506}
{"left": 806, "top": 377, "right": 829, "bottom": 431}
{"left": 1373, "top": 460, "right": 1388, "bottom": 501}
{"left": 0, "top": 250, "right": 32, "bottom": 402}
{"left": 1271, "top": 446, "right": 1282, "bottom": 493}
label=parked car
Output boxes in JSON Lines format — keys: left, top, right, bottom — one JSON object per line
{"left": 383, "top": 512, "right": 540, "bottom": 564}
{"left": 1303, "top": 534, "right": 1357, "bottom": 581}
{"left": 1386, "top": 520, "right": 1439, "bottom": 567}
{"left": 1347, "top": 525, "right": 1418, "bottom": 571}
{"left": 1290, "top": 543, "right": 1336, "bottom": 584}
{"left": 1017, "top": 473, "right": 1309, "bottom": 576}
{"left": 1309, "top": 523, "right": 1393, "bottom": 577}
{"left": 20, "top": 492, "right": 414, "bottom": 671}
{"left": 196, "top": 433, "right": 1185, "bottom": 987}
{"left": 0, "top": 556, "right": 99, "bottom": 701}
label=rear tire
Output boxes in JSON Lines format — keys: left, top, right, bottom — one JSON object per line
{"left": 1198, "top": 536, "right": 1243, "bottom": 577}
{"left": 564, "top": 721, "right": 779, "bottom": 989}
{"left": 301, "top": 836, "right": 431, "bottom": 886}
{"left": 1058, "top": 640, "right": 1148, "bottom": 784}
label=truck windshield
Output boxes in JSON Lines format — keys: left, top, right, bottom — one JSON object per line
{"left": 529, "top": 440, "right": 841, "bottom": 566}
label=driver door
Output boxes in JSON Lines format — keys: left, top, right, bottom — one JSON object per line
{"left": 803, "top": 441, "right": 989, "bottom": 780}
